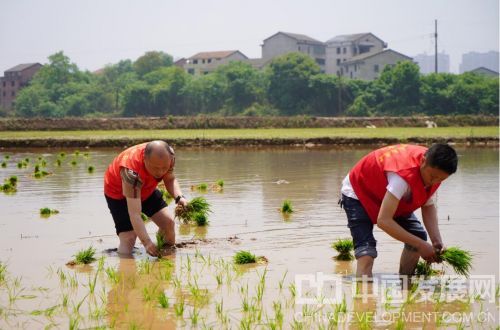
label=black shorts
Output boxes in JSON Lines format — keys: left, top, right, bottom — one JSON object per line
{"left": 105, "top": 189, "right": 167, "bottom": 235}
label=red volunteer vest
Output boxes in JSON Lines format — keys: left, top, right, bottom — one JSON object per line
{"left": 349, "top": 144, "right": 440, "bottom": 224}
{"left": 104, "top": 143, "right": 165, "bottom": 201}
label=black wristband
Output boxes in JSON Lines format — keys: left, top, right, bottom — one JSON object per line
{"left": 175, "top": 195, "right": 185, "bottom": 204}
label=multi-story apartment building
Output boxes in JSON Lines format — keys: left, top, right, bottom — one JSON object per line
{"left": 413, "top": 52, "right": 450, "bottom": 74}
{"left": 459, "top": 51, "right": 499, "bottom": 73}
{"left": 0, "top": 63, "right": 42, "bottom": 110}
{"left": 325, "top": 33, "right": 386, "bottom": 75}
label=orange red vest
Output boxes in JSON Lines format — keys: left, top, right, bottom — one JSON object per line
{"left": 104, "top": 143, "right": 168, "bottom": 201}
{"left": 349, "top": 144, "right": 440, "bottom": 224}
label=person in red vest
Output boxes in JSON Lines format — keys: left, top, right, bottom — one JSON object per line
{"left": 104, "top": 141, "right": 187, "bottom": 257}
{"left": 340, "top": 143, "right": 458, "bottom": 277}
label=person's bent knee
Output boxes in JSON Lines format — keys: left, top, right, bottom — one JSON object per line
{"left": 355, "top": 243, "right": 378, "bottom": 259}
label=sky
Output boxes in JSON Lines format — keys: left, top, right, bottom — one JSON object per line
{"left": 0, "top": 0, "right": 498, "bottom": 74}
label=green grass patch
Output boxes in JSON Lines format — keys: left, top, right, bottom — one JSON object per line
{"left": 0, "top": 127, "right": 497, "bottom": 141}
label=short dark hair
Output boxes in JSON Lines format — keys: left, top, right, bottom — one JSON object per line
{"left": 424, "top": 143, "right": 458, "bottom": 174}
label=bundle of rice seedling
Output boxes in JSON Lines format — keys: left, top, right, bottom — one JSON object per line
{"left": 175, "top": 197, "right": 211, "bottom": 224}
{"left": 415, "top": 260, "right": 439, "bottom": 277}
{"left": 438, "top": 247, "right": 473, "bottom": 277}
{"left": 331, "top": 238, "right": 354, "bottom": 261}
{"left": 193, "top": 213, "right": 209, "bottom": 226}
{"left": 234, "top": 250, "right": 256, "bottom": 264}
{"left": 40, "top": 208, "right": 59, "bottom": 216}
{"left": 281, "top": 200, "right": 294, "bottom": 214}
{"left": 191, "top": 183, "right": 208, "bottom": 192}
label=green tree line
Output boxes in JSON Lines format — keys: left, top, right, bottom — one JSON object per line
{"left": 8, "top": 51, "right": 499, "bottom": 118}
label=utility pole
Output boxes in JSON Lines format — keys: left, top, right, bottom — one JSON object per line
{"left": 434, "top": 19, "right": 438, "bottom": 73}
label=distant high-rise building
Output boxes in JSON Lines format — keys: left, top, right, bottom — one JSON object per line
{"left": 413, "top": 52, "right": 450, "bottom": 74}
{"left": 459, "top": 51, "right": 499, "bottom": 73}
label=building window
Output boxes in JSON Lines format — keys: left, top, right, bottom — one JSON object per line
{"left": 374, "top": 64, "right": 379, "bottom": 72}
{"left": 2, "top": 91, "right": 5, "bottom": 97}
{"left": 336, "top": 59, "right": 341, "bottom": 65}
{"left": 2, "top": 81, "right": 5, "bottom": 87}
{"left": 208, "top": 59, "right": 212, "bottom": 63}
{"left": 11, "top": 91, "right": 15, "bottom": 96}
{"left": 337, "top": 47, "right": 340, "bottom": 54}
{"left": 340, "top": 68, "right": 343, "bottom": 75}
{"left": 315, "top": 58, "right": 325, "bottom": 65}
{"left": 11, "top": 81, "right": 15, "bottom": 87}
{"left": 298, "top": 46, "right": 301, "bottom": 51}
{"left": 350, "top": 72, "right": 353, "bottom": 78}
{"left": 343, "top": 59, "right": 346, "bottom": 62}
{"left": 308, "top": 46, "right": 310, "bottom": 53}
{"left": 343, "top": 47, "right": 346, "bottom": 54}
{"left": 193, "top": 59, "right": 198, "bottom": 64}
{"left": 202, "top": 59, "right": 205, "bottom": 64}
{"left": 187, "top": 68, "right": 195, "bottom": 75}
{"left": 354, "top": 64, "right": 357, "bottom": 72}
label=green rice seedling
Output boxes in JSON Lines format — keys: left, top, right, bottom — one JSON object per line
{"left": 156, "top": 231, "right": 167, "bottom": 250}
{"left": 138, "top": 259, "right": 152, "bottom": 275}
{"left": 278, "top": 270, "right": 288, "bottom": 291}
{"left": 415, "top": 260, "right": 439, "bottom": 277}
{"left": 74, "top": 246, "right": 97, "bottom": 264}
{"left": 88, "top": 165, "right": 95, "bottom": 173}
{"left": 4, "top": 155, "right": 10, "bottom": 160}
{"left": 174, "top": 299, "right": 185, "bottom": 317}
{"left": 439, "top": 247, "right": 473, "bottom": 277}
{"left": 83, "top": 152, "right": 89, "bottom": 157}
{"left": 24, "top": 158, "right": 30, "bottom": 163}
{"left": 234, "top": 251, "right": 256, "bottom": 264}
{"left": 142, "top": 283, "right": 158, "bottom": 302}
{"left": 175, "top": 196, "right": 211, "bottom": 223}
{"left": 189, "top": 308, "right": 200, "bottom": 326}
{"left": 289, "top": 283, "right": 297, "bottom": 299}
{"left": 158, "top": 291, "right": 169, "bottom": 308}
{"left": 40, "top": 208, "right": 59, "bottom": 216}
{"left": 105, "top": 267, "right": 120, "bottom": 284}
{"left": 74, "top": 150, "right": 80, "bottom": 156}
{"left": 59, "top": 152, "right": 66, "bottom": 158}
{"left": 281, "top": 199, "right": 294, "bottom": 214}
{"left": 55, "top": 159, "right": 62, "bottom": 166}
{"left": 34, "top": 164, "right": 40, "bottom": 172}
{"left": 8, "top": 176, "right": 18, "bottom": 186}
{"left": 17, "top": 162, "right": 23, "bottom": 168}
{"left": 0, "top": 262, "right": 7, "bottom": 284}
{"left": 69, "top": 316, "right": 80, "bottom": 330}
{"left": 215, "top": 272, "right": 223, "bottom": 286}
{"left": 88, "top": 271, "right": 99, "bottom": 294}
{"left": 1, "top": 182, "right": 16, "bottom": 193}
{"left": 215, "top": 299, "right": 223, "bottom": 318}
{"left": 193, "top": 183, "right": 208, "bottom": 191}
{"left": 331, "top": 238, "right": 354, "bottom": 261}
{"left": 70, "top": 160, "right": 78, "bottom": 166}
{"left": 1, "top": 162, "right": 6, "bottom": 168}
{"left": 216, "top": 179, "right": 224, "bottom": 188}
{"left": 40, "top": 159, "right": 47, "bottom": 167}
{"left": 193, "top": 213, "right": 209, "bottom": 226}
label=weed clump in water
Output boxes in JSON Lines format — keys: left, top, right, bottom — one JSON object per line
{"left": 281, "top": 200, "right": 294, "bottom": 214}
{"left": 40, "top": 208, "right": 59, "bottom": 216}
{"left": 87, "top": 166, "right": 95, "bottom": 173}
{"left": 74, "top": 247, "right": 96, "bottom": 264}
{"left": 1, "top": 182, "right": 16, "bottom": 193}
{"left": 438, "top": 247, "right": 473, "bottom": 277}
{"left": 8, "top": 176, "right": 17, "bottom": 186}
{"left": 331, "top": 238, "right": 354, "bottom": 260}
{"left": 1, "top": 162, "right": 6, "bottom": 168}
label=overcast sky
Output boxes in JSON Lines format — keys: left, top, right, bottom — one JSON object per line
{"left": 1, "top": 0, "right": 498, "bottom": 73}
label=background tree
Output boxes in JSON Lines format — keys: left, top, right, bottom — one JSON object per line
{"left": 133, "top": 51, "right": 173, "bottom": 77}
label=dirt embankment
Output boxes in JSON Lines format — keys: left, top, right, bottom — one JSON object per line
{"left": 0, "top": 115, "right": 497, "bottom": 131}
{"left": 0, "top": 136, "right": 497, "bottom": 149}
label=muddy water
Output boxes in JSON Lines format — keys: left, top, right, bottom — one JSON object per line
{"left": 0, "top": 146, "right": 498, "bottom": 329}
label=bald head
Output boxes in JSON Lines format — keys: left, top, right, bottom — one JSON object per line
{"left": 144, "top": 141, "right": 175, "bottom": 179}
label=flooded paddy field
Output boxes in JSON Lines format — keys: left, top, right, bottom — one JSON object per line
{"left": 0, "top": 146, "right": 498, "bottom": 329}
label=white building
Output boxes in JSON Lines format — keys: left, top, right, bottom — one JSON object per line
{"left": 340, "top": 49, "right": 413, "bottom": 80}
{"left": 184, "top": 50, "right": 248, "bottom": 76}
{"left": 261, "top": 32, "right": 326, "bottom": 72}
{"left": 325, "top": 33, "right": 386, "bottom": 75}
